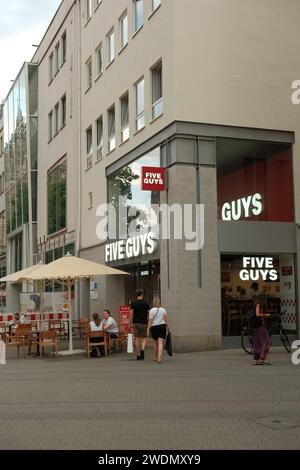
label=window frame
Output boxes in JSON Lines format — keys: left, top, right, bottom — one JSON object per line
{"left": 61, "top": 31, "right": 67, "bottom": 64}
{"left": 120, "top": 92, "right": 129, "bottom": 143}
{"left": 96, "top": 115, "right": 103, "bottom": 160}
{"left": 54, "top": 42, "right": 60, "bottom": 75}
{"left": 134, "top": 0, "right": 144, "bottom": 33}
{"left": 86, "top": 126, "right": 93, "bottom": 168}
{"left": 54, "top": 102, "right": 59, "bottom": 136}
{"left": 86, "top": 0, "right": 92, "bottom": 22}
{"left": 49, "top": 53, "right": 53, "bottom": 84}
{"left": 135, "top": 77, "right": 145, "bottom": 131}
{"left": 48, "top": 110, "right": 53, "bottom": 142}
{"left": 120, "top": 11, "right": 128, "bottom": 49}
{"left": 61, "top": 94, "right": 66, "bottom": 128}
{"left": 86, "top": 57, "right": 92, "bottom": 91}
{"left": 107, "top": 28, "right": 115, "bottom": 65}
{"left": 151, "top": 60, "right": 163, "bottom": 120}
{"left": 47, "top": 158, "right": 67, "bottom": 236}
{"left": 107, "top": 105, "right": 116, "bottom": 153}
{"left": 95, "top": 43, "right": 103, "bottom": 78}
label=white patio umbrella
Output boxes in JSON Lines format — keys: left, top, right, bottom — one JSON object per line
{"left": 29, "top": 253, "right": 128, "bottom": 355}
{"left": 0, "top": 262, "right": 46, "bottom": 317}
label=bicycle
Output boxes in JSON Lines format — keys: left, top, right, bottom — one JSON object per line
{"left": 241, "top": 310, "right": 291, "bottom": 355}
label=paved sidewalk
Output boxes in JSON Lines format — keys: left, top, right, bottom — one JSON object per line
{"left": 0, "top": 345, "right": 300, "bottom": 450}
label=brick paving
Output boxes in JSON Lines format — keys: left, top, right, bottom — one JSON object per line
{"left": 0, "top": 343, "right": 300, "bottom": 450}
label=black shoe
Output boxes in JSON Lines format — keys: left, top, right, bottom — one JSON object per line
{"left": 137, "top": 355, "right": 141, "bottom": 360}
{"left": 140, "top": 349, "right": 145, "bottom": 360}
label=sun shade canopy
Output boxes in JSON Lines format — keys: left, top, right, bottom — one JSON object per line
{"left": 28, "top": 254, "right": 128, "bottom": 281}
{"left": 0, "top": 262, "right": 45, "bottom": 282}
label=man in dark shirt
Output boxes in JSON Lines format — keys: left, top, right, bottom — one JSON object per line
{"left": 129, "top": 289, "right": 150, "bottom": 360}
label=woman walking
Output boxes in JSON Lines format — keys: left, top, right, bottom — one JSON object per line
{"left": 147, "top": 300, "right": 169, "bottom": 364}
{"left": 251, "top": 295, "right": 272, "bottom": 365}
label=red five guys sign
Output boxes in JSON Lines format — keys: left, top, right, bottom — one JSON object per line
{"left": 141, "top": 166, "right": 165, "bottom": 191}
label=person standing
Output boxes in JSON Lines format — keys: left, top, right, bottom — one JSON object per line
{"left": 147, "top": 300, "right": 169, "bottom": 364}
{"left": 129, "top": 289, "right": 150, "bottom": 360}
{"left": 251, "top": 295, "right": 272, "bottom": 365}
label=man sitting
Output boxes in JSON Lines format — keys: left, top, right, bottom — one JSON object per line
{"left": 100, "top": 309, "right": 119, "bottom": 352}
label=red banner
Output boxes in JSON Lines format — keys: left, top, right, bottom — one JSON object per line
{"left": 141, "top": 166, "right": 165, "bottom": 191}
{"left": 120, "top": 306, "right": 131, "bottom": 333}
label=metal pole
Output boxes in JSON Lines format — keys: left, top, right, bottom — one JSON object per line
{"left": 68, "top": 279, "right": 73, "bottom": 352}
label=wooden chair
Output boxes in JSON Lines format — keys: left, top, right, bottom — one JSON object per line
{"left": 108, "top": 325, "right": 127, "bottom": 354}
{"left": 0, "top": 330, "right": 26, "bottom": 358}
{"left": 15, "top": 324, "right": 32, "bottom": 354}
{"left": 86, "top": 330, "right": 108, "bottom": 358}
{"left": 38, "top": 331, "right": 59, "bottom": 358}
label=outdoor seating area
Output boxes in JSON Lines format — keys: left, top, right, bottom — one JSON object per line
{"left": 0, "top": 317, "right": 129, "bottom": 359}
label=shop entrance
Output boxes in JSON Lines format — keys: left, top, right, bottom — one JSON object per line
{"left": 221, "top": 253, "right": 297, "bottom": 336}
{"left": 123, "top": 260, "right": 160, "bottom": 306}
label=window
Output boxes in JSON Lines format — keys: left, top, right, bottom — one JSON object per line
{"left": 120, "top": 12, "right": 128, "bottom": 49}
{"left": 54, "top": 103, "right": 59, "bottom": 135}
{"left": 86, "top": 0, "right": 92, "bottom": 21}
{"left": 108, "top": 105, "right": 116, "bottom": 152}
{"left": 151, "top": 61, "right": 163, "bottom": 119}
{"left": 216, "top": 139, "right": 294, "bottom": 222}
{"left": 151, "top": 0, "right": 161, "bottom": 12}
{"left": 135, "top": 78, "right": 145, "bottom": 131}
{"left": 61, "top": 95, "right": 66, "bottom": 128}
{"left": 86, "top": 58, "right": 92, "bottom": 89}
{"left": 0, "top": 174, "right": 4, "bottom": 194}
{"left": 88, "top": 192, "right": 93, "bottom": 209}
{"left": 96, "top": 44, "right": 103, "bottom": 76}
{"left": 0, "top": 211, "right": 6, "bottom": 255}
{"left": 96, "top": 116, "right": 103, "bottom": 160}
{"left": 61, "top": 31, "right": 67, "bottom": 64}
{"left": 49, "top": 53, "right": 53, "bottom": 83}
{"left": 107, "top": 147, "right": 160, "bottom": 239}
{"left": 48, "top": 111, "right": 53, "bottom": 141}
{"left": 120, "top": 93, "right": 129, "bottom": 142}
{"left": 48, "top": 160, "right": 67, "bottom": 235}
{"left": 134, "top": 0, "right": 143, "bottom": 32}
{"left": 54, "top": 42, "right": 60, "bottom": 74}
{"left": 86, "top": 126, "right": 93, "bottom": 168}
{"left": 108, "top": 29, "right": 115, "bottom": 64}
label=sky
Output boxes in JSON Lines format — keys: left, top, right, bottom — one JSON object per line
{"left": 0, "top": 0, "right": 61, "bottom": 102}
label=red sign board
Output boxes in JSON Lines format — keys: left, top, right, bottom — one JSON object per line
{"left": 282, "top": 266, "right": 293, "bottom": 276}
{"left": 142, "top": 166, "right": 165, "bottom": 191}
{"left": 120, "top": 306, "right": 131, "bottom": 333}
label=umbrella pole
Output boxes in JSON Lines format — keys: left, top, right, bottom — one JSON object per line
{"left": 68, "top": 279, "right": 73, "bottom": 352}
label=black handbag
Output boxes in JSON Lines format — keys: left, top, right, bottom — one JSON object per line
{"left": 164, "top": 330, "right": 173, "bottom": 357}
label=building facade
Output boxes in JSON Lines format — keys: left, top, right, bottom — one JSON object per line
{"left": 2, "top": 0, "right": 300, "bottom": 351}
{"left": 0, "top": 103, "right": 6, "bottom": 311}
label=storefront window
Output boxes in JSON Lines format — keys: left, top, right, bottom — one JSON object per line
{"left": 107, "top": 147, "right": 160, "bottom": 239}
{"left": 217, "top": 139, "right": 293, "bottom": 222}
{"left": 221, "top": 254, "right": 296, "bottom": 336}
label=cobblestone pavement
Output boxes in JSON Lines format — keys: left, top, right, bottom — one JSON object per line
{"left": 0, "top": 343, "right": 300, "bottom": 450}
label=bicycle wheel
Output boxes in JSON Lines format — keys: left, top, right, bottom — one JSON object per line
{"left": 280, "top": 327, "right": 291, "bottom": 353}
{"left": 241, "top": 329, "right": 253, "bottom": 355}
